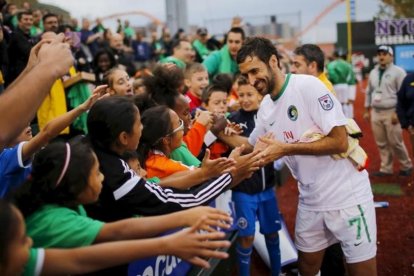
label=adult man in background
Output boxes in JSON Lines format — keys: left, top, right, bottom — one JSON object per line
{"left": 161, "top": 39, "right": 193, "bottom": 70}
{"left": 109, "top": 32, "right": 136, "bottom": 76}
{"left": 6, "top": 11, "right": 35, "bottom": 85}
{"left": 42, "top": 13, "right": 59, "bottom": 34}
{"left": 327, "top": 50, "right": 355, "bottom": 117}
{"left": 364, "top": 45, "right": 412, "bottom": 177}
{"left": 192, "top": 27, "right": 211, "bottom": 62}
{"left": 30, "top": 9, "right": 43, "bottom": 37}
{"left": 291, "top": 44, "right": 334, "bottom": 93}
{"left": 203, "top": 27, "right": 245, "bottom": 79}
{"left": 396, "top": 54, "right": 414, "bottom": 157}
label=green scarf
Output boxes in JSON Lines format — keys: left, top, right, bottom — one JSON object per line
{"left": 219, "top": 45, "right": 237, "bottom": 74}
{"left": 192, "top": 39, "right": 210, "bottom": 61}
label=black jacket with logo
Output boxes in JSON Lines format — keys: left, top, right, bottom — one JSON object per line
{"left": 85, "top": 146, "right": 233, "bottom": 222}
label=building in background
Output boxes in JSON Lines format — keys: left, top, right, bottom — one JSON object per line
{"left": 165, "top": 0, "right": 188, "bottom": 35}
{"left": 337, "top": 18, "right": 414, "bottom": 74}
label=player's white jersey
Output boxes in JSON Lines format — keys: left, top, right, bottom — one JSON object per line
{"left": 249, "top": 74, "right": 373, "bottom": 211}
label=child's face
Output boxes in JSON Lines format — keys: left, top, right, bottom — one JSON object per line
{"left": 127, "top": 158, "right": 147, "bottom": 178}
{"left": 108, "top": 70, "right": 133, "bottom": 96}
{"left": 187, "top": 71, "right": 209, "bottom": 98}
{"left": 205, "top": 91, "right": 228, "bottom": 116}
{"left": 3, "top": 207, "right": 32, "bottom": 276}
{"left": 78, "top": 153, "right": 104, "bottom": 204}
{"left": 237, "top": 84, "right": 262, "bottom": 112}
{"left": 97, "top": 53, "right": 111, "bottom": 72}
{"left": 124, "top": 109, "right": 143, "bottom": 152}
{"left": 174, "top": 94, "right": 192, "bottom": 134}
{"left": 167, "top": 110, "right": 185, "bottom": 151}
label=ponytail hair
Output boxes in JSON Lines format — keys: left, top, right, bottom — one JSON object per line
{"left": 137, "top": 106, "right": 172, "bottom": 167}
{"left": 143, "top": 65, "right": 182, "bottom": 109}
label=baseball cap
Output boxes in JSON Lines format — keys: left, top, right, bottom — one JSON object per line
{"left": 377, "top": 45, "right": 394, "bottom": 56}
{"left": 197, "top": 28, "right": 208, "bottom": 36}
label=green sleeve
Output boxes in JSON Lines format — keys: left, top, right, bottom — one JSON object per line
{"left": 160, "top": 56, "right": 186, "bottom": 69}
{"left": 170, "top": 143, "right": 201, "bottom": 167}
{"left": 23, "top": 248, "right": 45, "bottom": 276}
{"left": 193, "top": 40, "right": 210, "bottom": 61}
{"left": 347, "top": 63, "right": 357, "bottom": 85}
{"left": 147, "top": 177, "right": 161, "bottom": 183}
{"left": 327, "top": 61, "right": 339, "bottom": 84}
{"left": 26, "top": 205, "right": 104, "bottom": 248}
{"left": 203, "top": 51, "right": 221, "bottom": 77}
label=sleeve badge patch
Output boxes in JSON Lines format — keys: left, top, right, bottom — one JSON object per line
{"left": 318, "top": 94, "right": 334, "bottom": 111}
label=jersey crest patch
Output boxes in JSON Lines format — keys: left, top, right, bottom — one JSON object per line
{"left": 237, "top": 217, "right": 248, "bottom": 229}
{"left": 287, "top": 105, "right": 298, "bottom": 121}
{"left": 318, "top": 94, "right": 334, "bottom": 111}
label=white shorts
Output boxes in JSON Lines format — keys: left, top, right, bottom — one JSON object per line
{"left": 333, "top": 84, "right": 349, "bottom": 104}
{"left": 348, "top": 84, "right": 356, "bottom": 101}
{"left": 295, "top": 201, "right": 377, "bottom": 264}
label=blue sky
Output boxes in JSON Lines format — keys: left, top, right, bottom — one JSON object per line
{"left": 40, "top": 0, "right": 380, "bottom": 43}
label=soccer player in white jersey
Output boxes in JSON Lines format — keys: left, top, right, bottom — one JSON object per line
{"left": 220, "top": 37, "right": 377, "bottom": 276}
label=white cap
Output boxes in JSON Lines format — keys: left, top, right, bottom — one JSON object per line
{"left": 377, "top": 45, "right": 394, "bottom": 56}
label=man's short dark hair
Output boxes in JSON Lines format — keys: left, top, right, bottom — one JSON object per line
{"left": 42, "top": 13, "right": 58, "bottom": 23}
{"left": 17, "top": 11, "right": 32, "bottom": 21}
{"left": 171, "top": 38, "right": 189, "bottom": 51}
{"left": 294, "top": 44, "right": 325, "bottom": 73}
{"left": 236, "top": 37, "right": 279, "bottom": 67}
{"left": 227, "top": 27, "right": 245, "bottom": 41}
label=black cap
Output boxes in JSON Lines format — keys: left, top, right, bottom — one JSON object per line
{"left": 197, "top": 28, "right": 208, "bottom": 36}
{"left": 377, "top": 45, "right": 394, "bottom": 56}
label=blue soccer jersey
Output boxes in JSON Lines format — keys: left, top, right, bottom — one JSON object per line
{"left": 0, "top": 142, "right": 31, "bottom": 198}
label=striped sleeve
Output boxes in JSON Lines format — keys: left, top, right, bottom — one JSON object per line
{"left": 97, "top": 147, "right": 233, "bottom": 216}
{"left": 144, "top": 173, "right": 232, "bottom": 207}
{"left": 117, "top": 171, "right": 233, "bottom": 216}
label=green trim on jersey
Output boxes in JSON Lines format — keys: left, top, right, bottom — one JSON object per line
{"left": 23, "top": 248, "right": 44, "bottom": 276}
{"left": 272, "top": 73, "right": 291, "bottom": 101}
{"left": 147, "top": 176, "right": 161, "bottom": 183}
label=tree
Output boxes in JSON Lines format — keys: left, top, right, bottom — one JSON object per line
{"left": 379, "top": 0, "right": 414, "bottom": 18}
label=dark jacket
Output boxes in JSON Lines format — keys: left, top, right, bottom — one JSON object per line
{"left": 228, "top": 109, "right": 277, "bottom": 194}
{"left": 6, "top": 27, "right": 36, "bottom": 85}
{"left": 397, "top": 73, "right": 414, "bottom": 129}
{"left": 85, "top": 146, "right": 233, "bottom": 222}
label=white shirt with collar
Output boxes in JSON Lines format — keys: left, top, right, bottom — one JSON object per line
{"left": 249, "top": 74, "right": 373, "bottom": 211}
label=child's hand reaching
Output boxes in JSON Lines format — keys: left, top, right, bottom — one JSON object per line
{"left": 79, "top": 85, "right": 109, "bottom": 112}
{"left": 181, "top": 206, "right": 233, "bottom": 231}
{"left": 195, "top": 109, "right": 214, "bottom": 128}
{"left": 210, "top": 114, "right": 227, "bottom": 136}
{"left": 200, "top": 149, "right": 236, "bottom": 178}
{"left": 162, "top": 217, "right": 230, "bottom": 268}
{"left": 224, "top": 121, "right": 243, "bottom": 136}
{"left": 228, "top": 145, "right": 263, "bottom": 182}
